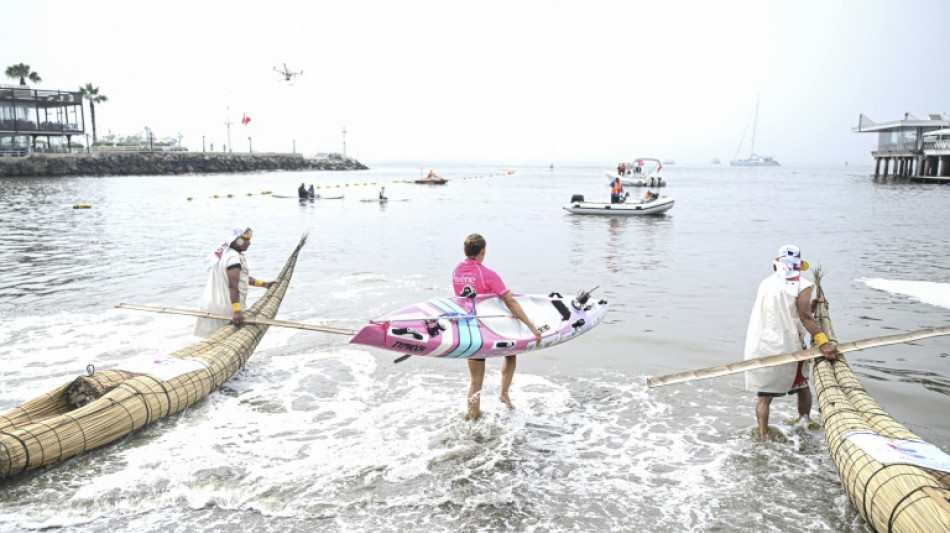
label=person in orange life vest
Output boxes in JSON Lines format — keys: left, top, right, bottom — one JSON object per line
{"left": 452, "top": 233, "right": 542, "bottom": 420}
{"left": 611, "top": 178, "right": 624, "bottom": 204}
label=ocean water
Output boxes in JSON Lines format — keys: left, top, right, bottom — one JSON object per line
{"left": 0, "top": 164, "right": 948, "bottom": 532}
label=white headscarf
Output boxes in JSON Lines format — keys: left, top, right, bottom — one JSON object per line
{"left": 773, "top": 244, "right": 810, "bottom": 295}
{"left": 205, "top": 227, "right": 252, "bottom": 271}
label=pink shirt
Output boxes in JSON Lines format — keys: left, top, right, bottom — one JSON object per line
{"left": 452, "top": 258, "right": 508, "bottom": 297}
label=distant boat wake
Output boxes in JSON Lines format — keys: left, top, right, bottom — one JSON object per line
{"left": 859, "top": 278, "right": 950, "bottom": 309}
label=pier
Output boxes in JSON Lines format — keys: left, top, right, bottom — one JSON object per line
{"left": 853, "top": 112, "right": 950, "bottom": 183}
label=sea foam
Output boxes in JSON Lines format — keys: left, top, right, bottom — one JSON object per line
{"left": 858, "top": 278, "right": 950, "bottom": 310}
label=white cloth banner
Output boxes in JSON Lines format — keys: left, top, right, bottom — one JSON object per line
{"left": 121, "top": 357, "right": 210, "bottom": 381}
{"left": 845, "top": 431, "right": 950, "bottom": 473}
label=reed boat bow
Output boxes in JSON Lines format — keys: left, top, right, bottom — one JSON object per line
{"left": 0, "top": 235, "right": 307, "bottom": 480}
{"left": 812, "top": 268, "right": 950, "bottom": 532}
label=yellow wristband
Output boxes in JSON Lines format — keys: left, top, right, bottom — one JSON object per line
{"left": 254, "top": 279, "right": 264, "bottom": 287}
{"left": 813, "top": 332, "right": 829, "bottom": 346}
{"left": 232, "top": 302, "right": 241, "bottom": 312}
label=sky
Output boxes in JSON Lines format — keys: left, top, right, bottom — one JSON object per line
{"left": 5, "top": 0, "right": 949, "bottom": 166}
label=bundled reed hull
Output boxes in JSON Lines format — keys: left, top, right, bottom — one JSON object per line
{"left": 0, "top": 236, "right": 306, "bottom": 480}
{"left": 812, "top": 271, "right": 950, "bottom": 532}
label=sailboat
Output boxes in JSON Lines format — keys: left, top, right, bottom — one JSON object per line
{"left": 731, "top": 96, "right": 780, "bottom": 166}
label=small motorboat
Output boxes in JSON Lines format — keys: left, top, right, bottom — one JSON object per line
{"left": 563, "top": 193, "right": 674, "bottom": 216}
{"left": 606, "top": 157, "right": 667, "bottom": 187}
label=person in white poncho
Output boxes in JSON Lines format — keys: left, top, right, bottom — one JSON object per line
{"left": 744, "top": 245, "right": 838, "bottom": 442}
{"left": 194, "top": 227, "right": 274, "bottom": 338}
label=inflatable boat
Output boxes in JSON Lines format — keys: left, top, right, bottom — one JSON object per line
{"left": 563, "top": 194, "right": 674, "bottom": 215}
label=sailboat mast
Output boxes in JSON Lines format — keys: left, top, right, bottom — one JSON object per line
{"left": 750, "top": 95, "right": 759, "bottom": 156}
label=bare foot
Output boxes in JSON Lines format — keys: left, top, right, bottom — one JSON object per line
{"left": 499, "top": 394, "right": 515, "bottom": 409}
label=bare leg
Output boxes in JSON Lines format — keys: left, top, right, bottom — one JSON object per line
{"left": 796, "top": 387, "right": 812, "bottom": 418}
{"left": 796, "top": 387, "right": 820, "bottom": 429}
{"left": 756, "top": 396, "right": 773, "bottom": 441}
{"left": 467, "top": 359, "right": 486, "bottom": 420}
{"left": 499, "top": 355, "right": 517, "bottom": 409}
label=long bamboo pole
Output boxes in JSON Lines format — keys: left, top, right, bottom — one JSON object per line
{"left": 646, "top": 324, "right": 950, "bottom": 388}
{"left": 116, "top": 303, "right": 357, "bottom": 336}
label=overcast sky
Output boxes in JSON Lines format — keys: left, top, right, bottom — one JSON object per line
{"left": 6, "top": 0, "right": 949, "bottom": 165}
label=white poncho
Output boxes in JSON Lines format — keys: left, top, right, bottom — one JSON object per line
{"left": 194, "top": 247, "right": 248, "bottom": 338}
{"left": 743, "top": 275, "right": 814, "bottom": 393}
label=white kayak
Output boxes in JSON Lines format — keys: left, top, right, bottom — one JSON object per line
{"left": 563, "top": 194, "right": 674, "bottom": 215}
{"left": 359, "top": 198, "right": 410, "bottom": 203}
{"left": 274, "top": 194, "right": 345, "bottom": 200}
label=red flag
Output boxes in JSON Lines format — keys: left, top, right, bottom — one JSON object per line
{"left": 241, "top": 114, "right": 251, "bottom": 126}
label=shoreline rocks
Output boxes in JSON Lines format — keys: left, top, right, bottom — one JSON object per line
{"left": 0, "top": 152, "right": 368, "bottom": 177}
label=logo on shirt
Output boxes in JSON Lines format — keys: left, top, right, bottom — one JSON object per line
{"left": 454, "top": 274, "right": 476, "bottom": 285}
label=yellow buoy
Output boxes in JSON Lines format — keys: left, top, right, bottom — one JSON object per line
{"left": 247, "top": 193, "right": 253, "bottom": 196}
{"left": 227, "top": 194, "right": 233, "bottom": 198}
{"left": 72, "top": 204, "right": 92, "bottom": 209}
{"left": 187, "top": 197, "right": 193, "bottom": 201}
{"left": 213, "top": 194, "right": 220, "bottom": 198}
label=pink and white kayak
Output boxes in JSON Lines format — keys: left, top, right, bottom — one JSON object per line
{"left": 349, "top": 290, "right": 608, "bottom": 359}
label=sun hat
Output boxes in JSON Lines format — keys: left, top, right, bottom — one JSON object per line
{"left": 774, "top": 244, "right": 810, "bottom": 287}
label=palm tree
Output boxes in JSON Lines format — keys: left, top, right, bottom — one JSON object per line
{"left": 79, "top": 83, "right": 108, "bottom": 145}
{"left": 4, "top": 63, "right": 41, "bottom": 86}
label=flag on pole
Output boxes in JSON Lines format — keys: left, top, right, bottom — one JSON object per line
{"left": 241, "top": 114, "right": 251, "bottom": 126}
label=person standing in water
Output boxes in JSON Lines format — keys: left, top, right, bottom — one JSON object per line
{"left": 452, "top": 233, "right": 542, "bottom": 420}
{"left": 194, "top": 227, "right": 274, "bottom": 337}
{"left": 744, "top": 244, "right": 838, "bottom": 441}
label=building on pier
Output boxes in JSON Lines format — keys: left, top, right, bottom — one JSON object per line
{"left": 0, "top": 84, "right": 85, "bottom": 155}
{"left": 853, "top": 112, "right": 950, "bottom": 183}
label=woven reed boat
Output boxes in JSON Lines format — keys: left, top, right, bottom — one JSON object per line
{"left": 812, "top": 270, "right": 950, "bottom": 532}
{"left": 0, "top": 235, "right": 306, "bottom": 480}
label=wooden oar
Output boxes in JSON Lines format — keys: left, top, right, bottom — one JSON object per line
{"left": 646, "top": 324, "right": 950, "bottom": 389}
{"left": 116, "top": 303, "right": 357, "bottom": 336}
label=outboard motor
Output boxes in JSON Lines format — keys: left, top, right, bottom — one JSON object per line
{"left": 570, "top": 194, "right": 584, "bottom": 203}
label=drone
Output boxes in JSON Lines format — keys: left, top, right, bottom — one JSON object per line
{"left": 273, "top": 63, "right": 303, "bottom": 82}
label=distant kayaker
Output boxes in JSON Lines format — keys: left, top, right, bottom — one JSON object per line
{"left": 194, "top": 227, "right": 274, "bottom": 337}
{"left": 297, "top": 183, "right": 308, "bottom": 199}
{"left": 379, "top": 186, "right": 387, "bottom": 200}
{"left": 744, "top": 245, "right": 838, "bottom": 441}
{"left": 308, "top": 184, "right": 315, "bottom": 198}
{"left": 453, "top": 233, "right": 542, "bottom": 420}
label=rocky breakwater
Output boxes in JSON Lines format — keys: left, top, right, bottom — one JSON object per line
{"left": 0, "top": 152, "right": 368, "bottom": 178}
